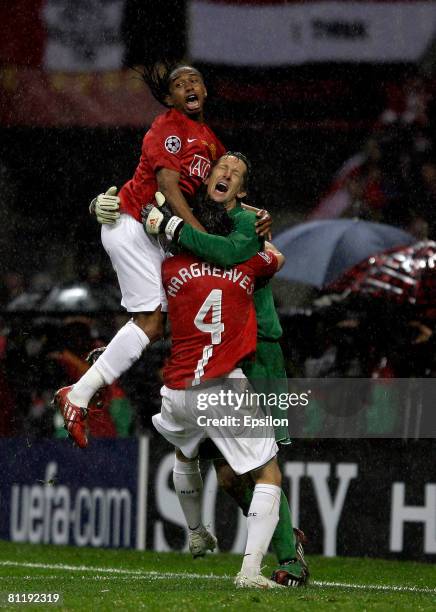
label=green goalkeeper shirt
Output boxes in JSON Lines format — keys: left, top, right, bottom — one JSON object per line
{"left": 178, "top": 203, "right": 283, "bottom": 341}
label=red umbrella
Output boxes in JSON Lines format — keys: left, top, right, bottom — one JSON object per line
{"left": 327, "top": 241, "right": 436, "bottom": 307}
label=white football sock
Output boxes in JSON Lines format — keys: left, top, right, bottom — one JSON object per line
{"left": 173, "top": 457, "right": 203, "bottom": 531}
{"left": 67, "top": 367, "right": 105, "bottom": 408}
{"left": 241, "top": 483, "right": 281, "bottom": 578}
{"left": 68, "top": 320, "right": 150, "bottom": 408}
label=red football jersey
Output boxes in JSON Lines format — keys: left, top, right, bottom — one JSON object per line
{"left": 119, "top": 109, "right": 226, "bottom": 221}
{"left": 162, "top": 251, "right": 278, "bottom": 389}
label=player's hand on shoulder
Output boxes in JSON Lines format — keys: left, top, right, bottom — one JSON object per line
{"left": 89, "top": 186, "right": 120, "bottom": 225}
{"left": 142, "top": 192, "right": 185, "bottom": 241}
{"left": 255, "top": 208, "right": 272, "bottom": 239}
{"left": 240, "top": 202, "right": 273, "bottom": 238}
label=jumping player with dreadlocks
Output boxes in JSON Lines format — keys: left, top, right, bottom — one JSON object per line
{"left": 54, "top": 62, "right": 270, "bottom": 446}
{"left": 54, "top": 64, "right": 217, "bottom": 440}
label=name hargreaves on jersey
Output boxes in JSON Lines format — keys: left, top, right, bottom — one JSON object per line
{"left": 166, "top": 261, "right": 255, "bottom": 298}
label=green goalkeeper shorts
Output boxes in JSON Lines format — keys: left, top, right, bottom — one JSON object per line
{"left": 242, "top": 340, "right": 291, "bottom": 445}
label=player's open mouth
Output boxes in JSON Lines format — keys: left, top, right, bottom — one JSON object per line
{"left": 215, "top": 182, "right": 229, "bottom": 193}
{"left": 186, "top": 94, "right": 200, "bottom": 110}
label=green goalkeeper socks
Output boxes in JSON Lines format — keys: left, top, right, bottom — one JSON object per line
{"left": 271, "top": 491, "right": 297, "bottom": 563}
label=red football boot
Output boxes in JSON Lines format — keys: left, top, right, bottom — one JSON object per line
{"left": 53, "top": 386, "right": 88, "bottom": 448}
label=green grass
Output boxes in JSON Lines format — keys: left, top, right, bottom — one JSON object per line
{"left": 0, "top": 541, "right": 435, "bottom": 610}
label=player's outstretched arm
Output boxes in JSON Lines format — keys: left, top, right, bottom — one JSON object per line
{"left": 179, "top": 226, "right": 262, "bottom": 268}
{"left": 143, "top": 199, "right": 261, "bottom": 266}
{"left": 89, "top": 186, "right": 120, "bottom": 225}
{"left": 143, "top": 193, "right": 263, "bottom": 267}
{"left": 178, "top": 207, "right": 263, "bottom": 267}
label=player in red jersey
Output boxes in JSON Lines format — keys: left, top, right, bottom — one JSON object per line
{"left": 161, "top": 246, "right": 274, "bottom": 389}
{"left": 118, "top": 83, "right": 226, "bottom": 225}
{"left": 53, "top": 62, "right": 227, "bottom": 446}
{"left": 153, "top": 202, "right": 287, "bottom": 589}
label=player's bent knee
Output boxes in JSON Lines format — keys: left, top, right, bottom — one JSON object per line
{"left": 132, "top": 311, "right": 164, "bottom": 343}
{"left": 252, "top": 457, "right": 282, "bottom": 487}
{"left": 175, "top": 448, "right": 192, "bottom": 462}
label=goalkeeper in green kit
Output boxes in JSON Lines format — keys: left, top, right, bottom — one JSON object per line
{"left": 144, "top": 151, "right": 309, "bottom": 587}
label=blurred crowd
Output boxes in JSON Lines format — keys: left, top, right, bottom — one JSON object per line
{"left": 282, "top": 298, "right": 436, "bottom": 381}
{"left": 312, "top": 73, "right": 436, "bottom": 239}
{"left": 2, "top": 288, "right": 435, "bottom": 440}
{"left": 0, "top": 310, "right": 169, "bottom": 439}
{"left": 0, "top": 264, "right": 119, "bottom": 312}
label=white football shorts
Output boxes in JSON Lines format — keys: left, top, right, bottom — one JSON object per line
{"left": 101, "top": 214, "right": 168, "bottom": 312}
{"left": 153, "top": 369, "right": 278, "bottom": 475}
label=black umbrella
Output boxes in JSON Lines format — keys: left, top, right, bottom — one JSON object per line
{"left": 274, "top": 219, "right": 415, "bottom": 288}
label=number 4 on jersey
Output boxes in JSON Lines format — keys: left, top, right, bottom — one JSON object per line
{"left": 194, "top": 289, "right": 224, "bottom": 344}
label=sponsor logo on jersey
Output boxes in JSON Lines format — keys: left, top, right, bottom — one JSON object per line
{"left": 187, "top": 137, "right": 197, "bottom": 143}
{"left": 190, "top": 154, "right": 211, "bottom": 179}
{"left": 165, "top": 135, "right": 182, "bottom": 154}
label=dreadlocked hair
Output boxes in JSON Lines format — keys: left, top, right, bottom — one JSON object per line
{"left": 137, "top": 60, "right": 203, "bottom": 108}
{"left": 138, "top": 59, "right": 176, "bottom": 107}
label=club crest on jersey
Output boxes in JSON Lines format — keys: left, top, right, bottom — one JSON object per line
{"left": 190, "top": 154, "right": 211, "bottom": 179}
{"left": 165, "top": 135, "right": 182, "bottom": 154}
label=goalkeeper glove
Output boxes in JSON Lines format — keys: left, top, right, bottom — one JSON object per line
{"left": 89, "top": 186, "right": 120, "bottom": 225}
{"left": 142, "top": 192, "right": 184, "bottom": 241}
